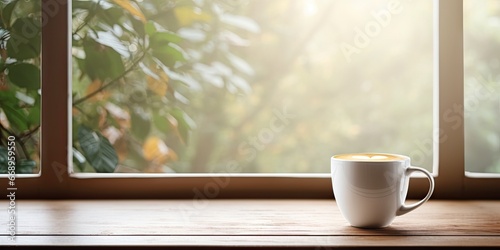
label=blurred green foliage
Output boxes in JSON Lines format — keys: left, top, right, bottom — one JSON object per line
{"left": 71, "top": 0, "right": 257, "bottom": 173}
{"left": 0, "top": 0, "right": 40, "bottom": 174}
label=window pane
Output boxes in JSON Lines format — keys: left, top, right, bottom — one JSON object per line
{"left": 71, "top": 0, "right": 433, "bottom": 173}
{"left": 0, "top": 0, "right": 41, "bottom": 175}
{"left": 464, "top": 0, "right": 500, "bottom": 173}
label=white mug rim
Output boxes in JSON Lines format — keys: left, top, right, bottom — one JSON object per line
{"left": 331, "top": 153, "right": 409, "bottom": 163}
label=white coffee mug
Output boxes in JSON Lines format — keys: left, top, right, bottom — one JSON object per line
{"left": 331, "top": 153, "right": 435, "bottom": 228}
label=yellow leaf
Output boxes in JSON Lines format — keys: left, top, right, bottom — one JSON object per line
{"left": 114, "top": 136, "right": 129, "bottom": 162}
{"left": 147, "top": 66, "right": 169, "bottom": 96}
{"left": 142, "top": 136, "right": 177, "bottom": 164}
{"left": 72, "top": 107, "right": 80, "bottom": 116}
{"left": 86, "top": 79, "right": 110, "bottom": 102}
{"left": 113, "top": 0, "right": 147, "bottom": 23}
{"left": 174, "top": 6, "right": 212, "bottom": 26}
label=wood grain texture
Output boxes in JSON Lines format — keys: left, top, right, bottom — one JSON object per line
{"left": 0, "top": 200, "right": 499, "bottom": 247}
{"left": 2, "top": 236, "right": 500, "bottom": 247}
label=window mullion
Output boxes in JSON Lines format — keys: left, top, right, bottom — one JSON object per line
{"left": 37, "top": 0, "right": 71, "bottom": 197}
{"left": 435, "top": 0, "right": 465, "bottom": 197}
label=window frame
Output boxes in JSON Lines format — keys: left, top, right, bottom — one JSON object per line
{"left": 12, "top": 0, "right": 500, "bottom": 199}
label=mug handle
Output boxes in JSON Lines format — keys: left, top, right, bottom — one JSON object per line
{"left": 397, "top": 166, "right": 435, "bottom": 216}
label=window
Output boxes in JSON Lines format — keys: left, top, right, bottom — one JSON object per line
{"left": 71, "top": 0, "right": 434, "bottom": 174}
{"left": 7, "top": 0, "right": 500, "bottom": 199}
{"left": 463, "top": 0, "right": 500, "bottom": 174}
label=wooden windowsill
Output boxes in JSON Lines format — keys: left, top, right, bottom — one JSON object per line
{"left": 1, "top": 199, "right": 499, "bottom": 248}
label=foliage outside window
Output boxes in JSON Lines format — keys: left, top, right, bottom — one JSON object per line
{"left": 0, "top": 0, "right": 41, "bottom": 174}
{"left": 72, "top": 0, "right": 258, "bottom": 173}
{"left": 71, "top": 0, "right": 437, "bottom": 174}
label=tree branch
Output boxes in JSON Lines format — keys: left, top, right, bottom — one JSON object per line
{"left": 20, "top": 125, "right": 40, "bottom": 141}
{"left": 72, "top": 51, "right": 147, "bottom": 106}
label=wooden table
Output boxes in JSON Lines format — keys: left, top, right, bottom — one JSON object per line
{"left": 1, "top": 200, "right": 499, "bottom": 249}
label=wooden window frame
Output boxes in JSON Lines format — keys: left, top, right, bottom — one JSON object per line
{"left": 10, "top": 0, "right": 500, "bottom": 199}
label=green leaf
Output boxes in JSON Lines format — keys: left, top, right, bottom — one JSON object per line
{"left": 0, "top": 146, "right": 8, "bottom": 172}
{"left": 144, "top": 21, "right": 157, "bottom": 36}
{"left": 150, "top": 31, "right": 183, "bottom": 47}
{"left": 0, "top": 101, "right": 28, "bottom": 132}
{"left": 71, "top": 118, "right": 80, "bottom": 142}
{"left": 131, "top": 107, "right": 151, "bottom": 139}
{"left": 130, "top": 15, "right": 146, "bottom": 38}
{"left": 83, "top": 38, "right": 125, "bottom": 80}
{"left": 7, "top": 17, "right": 41, "bottom": 60}
{"left": 152, "top": 111, "right": 172, "bottom": 134}
{"left": 0, "top": 147, "right": 36, "bottom": 174}
{"left": 2, "top": 0, "right": 19, "bottom": 28}
{"left": 75, "top": 57, "right": 86, "bottom": 74}
{"left": 96, "top": 6, "right": 124, "bottom": 27}
{"left": 27, "top": 103, "right": 40, "bottom": 127}
{"left": 16, "top": 159, "right": 36, "bottom": 174}
{"left": 7, "top": 63, "right": 41, "bottom": 90}
{"left": 152, "top": 44, "right": 186, "bottom": 68}
{"left": 77, "top": 126, "right": 118, "bottom": 173}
